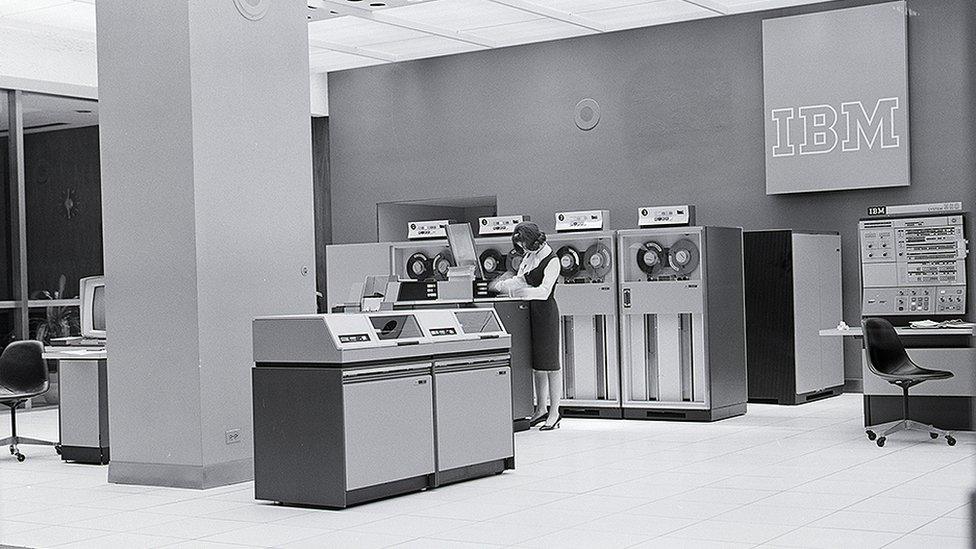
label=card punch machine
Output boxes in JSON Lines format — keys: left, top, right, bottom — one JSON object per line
{"left": 251, "top": 308, "right": 514, "bottom": 508}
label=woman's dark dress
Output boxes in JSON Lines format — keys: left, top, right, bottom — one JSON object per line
{"left": 524, "top": 250, "right": 560, "bottom": 372}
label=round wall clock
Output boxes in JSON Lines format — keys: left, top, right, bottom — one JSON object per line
{"left": 61, "top": 189, "right": 78, "bottom": 219}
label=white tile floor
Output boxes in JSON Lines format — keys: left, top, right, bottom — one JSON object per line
{"left": 0, "top": 394, "right": 973, "bottom": 548}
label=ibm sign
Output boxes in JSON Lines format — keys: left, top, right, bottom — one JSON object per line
{"left": 763, "top": 2, "right": 909, "bottom": 195}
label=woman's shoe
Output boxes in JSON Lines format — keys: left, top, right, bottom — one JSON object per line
{"left": 539, "top": 418, "right": 561, "bottom": 431}
{"left": 529, "top": 414, "right": 548, "bottom": 427}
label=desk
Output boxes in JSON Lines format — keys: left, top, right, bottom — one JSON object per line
{"left": 43, "top": 347, "right": 109, "bottom": 464}
{"left": 819, "top": 327, "right": 975, "bottom": 337}
{"left": 820, "top": 325, "right": 975, "bottom": 430}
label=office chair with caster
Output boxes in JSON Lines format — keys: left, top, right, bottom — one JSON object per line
{"left": 862, "top": 318, "right": 956, "bottom": 448}
{"left": 0, "top": 340, "right": 56, "bottom": 462}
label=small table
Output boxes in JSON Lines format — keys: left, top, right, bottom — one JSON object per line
{"left": 43, "top": 347, "right": 109, "bottom": 464}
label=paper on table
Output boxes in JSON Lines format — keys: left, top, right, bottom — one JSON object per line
{"left": 909, "top": 319, "right": 976, "bottom": 329}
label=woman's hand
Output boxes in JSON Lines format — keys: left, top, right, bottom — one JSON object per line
{"left": 490, "top": 272, "right": 527, "bottom": 296}
{"left": 487, "top": 272, "right": 512, "bottom": 293}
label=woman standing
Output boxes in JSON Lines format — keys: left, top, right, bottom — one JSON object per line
{"left": 489, "top": 222, "right": 562, "bottom": 431}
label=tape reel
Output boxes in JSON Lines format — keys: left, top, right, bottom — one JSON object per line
{"left": 556, "top": 246, "right": 582, "bottom": 278}
{"left": 637, "top": 241, "right": 665, "bottom": 275}
{"left": 406, "top": 252, "right": 431, "bottom": 280}
{"left": 507, "top": 248, "right": 524, "bottom": 273}
{"left": 584, "top": 243, "right": 612, "bottom": 279}
{"left": 668, "top": 238, "right": 699, "bottom": 277}
{"left": 479, "top": 249, "right": 506, "bottom": 278}
{"left": 432, "top": 250, "right": 454, "bottom": 280}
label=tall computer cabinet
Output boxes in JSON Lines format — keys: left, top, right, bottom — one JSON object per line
{"left": 744, "top": 230, "right": 844, "bottom": 404}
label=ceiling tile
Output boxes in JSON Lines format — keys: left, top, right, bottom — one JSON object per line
{"left": 368, "top": 35, "right": 484, "bottom": 59}
{"left": 380, "top": 0, "right": 539, "bottom": 32}
{"left": 546, "top": 0, "right": 657, "bottom": 13}
{"left": 581, "top": 0, "right": 718, "bottom": 31}
{"left": 466, "top": 18, "right": 596, "bottom": 47}
{"left": 0, "top": 0, "right": 67, "bottom": 17}
{"left": 309, "top": 49, "right": 388, "bottom": 72}
{"left": 708, "top": 0, "right": 831, "bottom": 14}
{"left": 3, "top": 2, "right": 95, "bottom": 34}
{"left": 309, "top": 15, "right": 429, "bottom": 47}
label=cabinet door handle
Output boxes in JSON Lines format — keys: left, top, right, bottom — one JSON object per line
{"left": 417, "top": 379, "right": 428, "bottom": 385}
{"left": 497, "top": 370, "right": 508, "bottom": 375}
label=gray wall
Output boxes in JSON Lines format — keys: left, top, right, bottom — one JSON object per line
{"left": 328, "top": 0, "right": 976, "bottom": 387}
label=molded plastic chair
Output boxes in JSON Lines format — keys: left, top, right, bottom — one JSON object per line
{"left": 862, "top": 318, "right": 955, "bottom": 447}
{"left": 0, "top": 341, "right": 56, "bottom": 461}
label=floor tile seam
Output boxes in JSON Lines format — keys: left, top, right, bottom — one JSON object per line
{"left": 877, "top": 532, "right": 914, "bottom": 548}
{"left": 937, "top": 501, "right": 971, "bottom": 519}
{"left": 761, "top": 436, "right": 935, "bottom": 500}
{"left": 894, "top": 511, "right": 968, "bottom": 540}
{"left": 31, "top": 528, "right": 116, "bottom": 548}
{"left": 634, "top": 519, "right": 810, "bottom": 548}
{"left": 188, "top": 522, "right": 339, "bottom": 547}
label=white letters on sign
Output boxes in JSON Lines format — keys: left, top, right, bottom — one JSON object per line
{"left": 771, "top": 97, "right": 900, "bottom": 157}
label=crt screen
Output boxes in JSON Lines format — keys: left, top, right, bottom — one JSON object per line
{"left": 92, "top": 285, "right": 106, "bottom": 332}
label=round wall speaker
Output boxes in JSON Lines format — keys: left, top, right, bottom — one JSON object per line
{"left": 234, "top": 0, "right": 270, "bottom": 21}
{"left": 575, "top": 98, "right": 600, "bottom": 131}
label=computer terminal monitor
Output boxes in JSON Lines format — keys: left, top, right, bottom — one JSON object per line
{"left": 79, "top": 276, "right": 106, "bottom": 339}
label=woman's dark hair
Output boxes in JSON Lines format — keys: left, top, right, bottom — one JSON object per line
{"left": 512, "top": 222, "right": 546, "bottom": 252}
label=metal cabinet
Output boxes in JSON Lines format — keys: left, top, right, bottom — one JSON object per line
{"left": 342, "top": 368, "right": 435, "bottom": 490}
{"left": 434, "top": 356, "right": 513, "bottom": 473}
{"left": 744, "top": 230, "right": 844, "bottom": 405}
{"left": 57, "top": 358, "right": 110, "bottom": 464}
{"left": 491, "top": 301, "right": 534, "bottom": 425}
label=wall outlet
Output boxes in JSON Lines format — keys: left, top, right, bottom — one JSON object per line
{"left": 225, "top": 429, "right": 242, "bottom": 444}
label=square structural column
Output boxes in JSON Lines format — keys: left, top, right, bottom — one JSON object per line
{"left": 96, "top": 1, "right": 316, "bottom": 488}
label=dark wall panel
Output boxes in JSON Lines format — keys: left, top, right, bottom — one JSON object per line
{"left": 327, "top": 0, "right": 976, "bottom": 384}
{"left": 23, "top": 125, "right": 103, "bottom": 298}
{"left": 0, "top": 136, "right": 11, "bottom": 301}
{"left": 312, "top": 116, "right": 332, "bottom": 301}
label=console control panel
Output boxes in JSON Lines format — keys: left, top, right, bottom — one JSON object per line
{"left": 859, "top": 214, "right": 968, "bottom": 316}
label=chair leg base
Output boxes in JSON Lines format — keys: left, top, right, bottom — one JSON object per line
{"left": 866, "top": 419, "right": 955, "bottom": 446}
{"left": 0, "top": 435, "right": 58, "bottom": 461}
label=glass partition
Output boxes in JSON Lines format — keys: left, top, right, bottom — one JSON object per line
{"left": 1, "top": 89, "right": 16, "bottom": 347}
{"left": 22, "top": 92, "right": 98, "bottom": 342}
{"left": 1, "top": 89, "right": 11, "bottom": 303}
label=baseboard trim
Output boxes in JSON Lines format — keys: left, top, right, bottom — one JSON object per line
{"left": 108, "top": 458, "right": 253, "bottom": 489}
